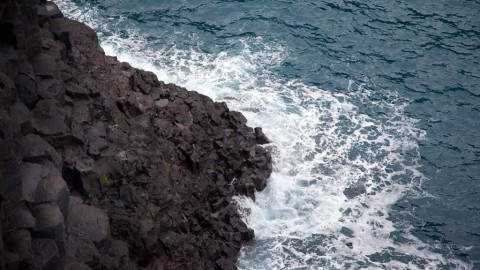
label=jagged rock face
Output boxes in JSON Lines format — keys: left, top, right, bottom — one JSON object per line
{"left": 0, "top": 1, "right": 272, "bottom": 270}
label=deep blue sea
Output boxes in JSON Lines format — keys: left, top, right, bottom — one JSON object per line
{"left": 57, "top": 0, "right": 479, "bottom": 269}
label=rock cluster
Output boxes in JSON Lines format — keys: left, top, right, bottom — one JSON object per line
{"left": 0, "top": 0, "right": 272, "bottom": 269}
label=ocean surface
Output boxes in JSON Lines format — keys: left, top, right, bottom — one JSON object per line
{"left": 57, "top": 0, "right": 479, "bottom": 269}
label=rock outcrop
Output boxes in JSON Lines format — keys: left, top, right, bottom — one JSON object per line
{"left": 0, "top": 0, "right": 272, "bottom": 269}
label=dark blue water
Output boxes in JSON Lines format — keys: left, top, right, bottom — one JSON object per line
{"left": 58, "top": 0, "right": 479, "bottom": 269}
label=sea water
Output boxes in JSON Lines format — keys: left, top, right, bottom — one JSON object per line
{"left": 57, "top": 1, "right": 479, "bottom": 269}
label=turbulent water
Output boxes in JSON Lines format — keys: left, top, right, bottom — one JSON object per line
{"left": 57, "top": 0, "right": 479, "bottom": 269}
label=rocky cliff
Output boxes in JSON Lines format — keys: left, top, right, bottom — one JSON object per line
{"left": 0, "top": 0, "right": 272, "bottom": 269}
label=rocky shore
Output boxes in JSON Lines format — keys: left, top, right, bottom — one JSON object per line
{"left": 0, "top": 0, "right": 272, "bottom": 269}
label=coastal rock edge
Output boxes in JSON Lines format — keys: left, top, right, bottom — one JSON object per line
{"left": 0, "top": 0, "right": 272, "bottom": 269}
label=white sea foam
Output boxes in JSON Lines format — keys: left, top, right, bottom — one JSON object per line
{"left": 57, "top": 1, "right": 471, "bottom": 269}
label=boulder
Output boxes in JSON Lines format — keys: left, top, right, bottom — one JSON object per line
{"left": 9, "top": 203, "right": 36, "bottom": 230}
{"left": 65, "top": 82, "right": 89, "bottom": 99}
{"left": 7, "top": 229, "right": 32, "bottom": 263}
{"left": 254, "top": 127, "right": 270, "bottom": 144}
{"left": 84, "top": 121, "right": 108, "bottom": 156}
{"left": 30, "top": 54, "right": 59, "bottom": 79}
{"left": 15, "top": 74, "right": 38, "bottom": 106}
{"left": 31, "top": 99, "right": 69, "bottom": 136}
{"left": 35, "top": 161, "right": 70, "bottom": 219}
{"left": 19, "top": 134, "right": 62, "bottom": 169}
{"left": 37, "top": 79, "right": 65, "bottom": 102}
{"left": 65, "top": 236, "right": 100, "bottom": 266}
{"left": 0, "top": 42, "right": 18, "bottom": 78}
{"left": 49, "top": 18, "right": 71, "bottom": 50}
{"left": 66, "top": 196, "right": 110, "bottom": 243}
{"left": 0, "top": 71, "right": 16, "bottom": 106}
{"left": 31, "top": 238, "right": 60, "bottom": 270}
{"left": 155, "top": 99, "right": 169, "bottom": 108}
{"left": 98, "top": 239, "right": 131, "bottom": 269}
{"left": 10, "top": 101, "right": 32, "bottom": 134}
{"left": 31, "top": 203, "right": 65, "bottom": 246}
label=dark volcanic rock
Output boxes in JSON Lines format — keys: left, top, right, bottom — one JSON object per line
{"left": 31, "top": 203, "right": 66, "bottom": 255}
{"left": 66, "top": 196, "right": 110, "bottom": 244}
{"left": 15, "top": 73, "right": 39, "bottom": 106}
{"left": 35, "top": 161, "right": 70, "bottom": 219}
{"left": 32, "top": 99, "right": 69, "bottom": 136}
{"left": 0, "top": 0, "right": 272, "bottom": 269}
{"left": 31, "top": 237, "right": 60, "bottom": 270}
{"left": 20, "top": 134, "right": 62, "bottom": 169}
{"left": 54, "top": 259, "right": 92, "bottom": 270}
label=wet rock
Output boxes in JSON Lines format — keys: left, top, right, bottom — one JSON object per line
{"left": 343, "top": 183, "right": 367, "bottom": 199}
{"left": 254, "top": 127, "right": 270, "bottom": 144}
{"left": 253, "top": 175, "right": 267, "bottom": 191}
{"left": 229, "top": 111, "right": 247, "bottom": 126}
{"left": 340, "top": 227, "right": 354, "bottom": 238}
{"left": 66, "top": 196, "right": 110, "bottom": 243}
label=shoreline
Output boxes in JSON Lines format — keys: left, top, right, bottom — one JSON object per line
{"left": 0, "top": 0, "right": 272, "bottom": 269}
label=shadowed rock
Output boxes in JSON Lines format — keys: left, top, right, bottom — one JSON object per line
{"left": 37, "top": 79, "right": 65, "bottom": 102}
{"left": 31, "top": 238, "right": 60, "bottom": 270}
{"left": 32, "top": 99, "right": 69, "bottom": 136}
{"left": 66, "top": 196, "right": 110, "bottom": 243}
{"left": 35, "top": 161, "right": 70, "bottom": 219}
{"left": 54, "top": 260, "right": 92, "bottom": 270}
{"left": 20, "top": 162, "right": 44, "bottom": 203}
{"left": 20, "top": 134, "right": 62, "bottom": 169}
{"left": 31, "top": 203, "right": 66, "bottom": 255}
{"left": 30, "top": 54, "right": 59, "bottom": 79}
{"left": 65, "top": 236, "right": 100, "bottom": 267}
{"left": 15, "top": 73, "right": 38, "bottom": 106}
